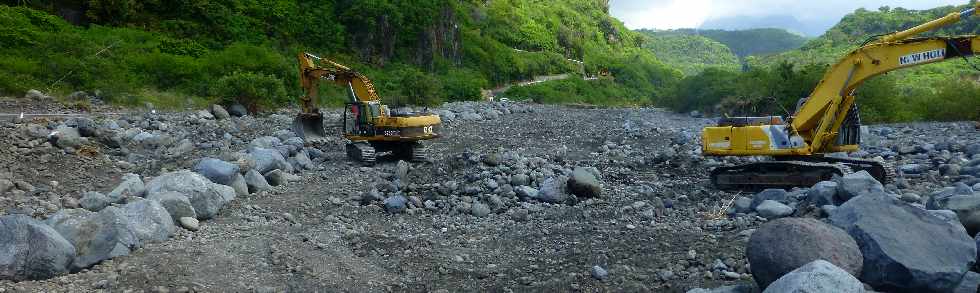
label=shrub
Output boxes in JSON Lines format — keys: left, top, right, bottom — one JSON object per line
{"left": 442, "top": 69, "right": 489, "bottom": 102}
{"left": 210, "top": 72, "right": 288, "bottom": 111}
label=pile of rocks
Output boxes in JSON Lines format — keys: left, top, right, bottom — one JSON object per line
{"left": 695, "top": 167, "right": 980, "bottom": 292}
{"left": 357, "top": 150, "right": 603, "bottom": 216}
{"left": 0, "top": 104, "right": 321, "bottom": 282}
{"left": 434, "top": 101, "right": 536, "bottom": 123}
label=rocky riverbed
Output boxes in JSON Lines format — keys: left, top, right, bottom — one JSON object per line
{"left": 0, "top": 93, "right": 978, "bottom": 292}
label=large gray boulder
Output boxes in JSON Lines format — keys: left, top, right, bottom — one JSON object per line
{"left": 146, "top": 192, "right": 197, "bottom": 222}
{"left": 250, "top": 136, "right": 282, "bottom": 149}
{"left": 755, "top": 200, "right": 794, "bottom": 219}
{"left": 120, "top": 199, "right": 175, "bottom": 244}
{"left": 228, "top": 104, "right": 247, "bottom": 117}
{"left": 806, "top": 181, "right": 839, "bottom": 206}
{"left": 956, "top": 271, "right": 980, "bottom": 293}
{"left": 107, "top": 173, "right": 145, "bottom": 202}
{"left": 830, "top": 193, "right": 976, "bottom": 292}
{"left": 244, "top": 170, "right": 272, "bottom": 193}
{"left": 567, "top": 168, "right": 601, "bottom": 198}
{"left": 761, "top": 260, "right": 865, "bottom": 293}
{"left": 510, "top": 174, "right": 530, "bottom": 187}
{"left": 50, "top": 126, "right": 86, "bottom": 149}
{"left": 210, "top": 104, "right": 230, "bottom": 120}
{"left": 928, "top": 193, "right": 980, "bottom": 236}
{"left": 45, "top": 208, "right": 137, "bottom": 271}
{"left": 732, "top": 197, "right": 753, "bottom": 214}
{"left": 515, "top": 186, "right": 539, "bottom": 200}
{"left": 751, "top": 189, "right": 788, "bottom": 210}
{"left": 192, "top": 158, "right": 240, "bottom": 186}
{"left": 145, "top": 171, "right": 231, "bottom": 220}
{"left": 748, "top": 218, "right": 863, "bottom": 288}
{"left": 249, "top": 148, "right": 288, "bottom": 174}
{"left": 228, "top": 173, "right": 248, "bottom": 196}
{"left": 537, "top": 176, "right": 571, "bottom": 204}
{"left": 292, "top": 151, "right": 315, "bottom": 171}
{"left": 79, "top": 191, "right": 110, "bottom": 212}
{"left": 834, "top": 171, "right": 884, "bottom": 202}
{"left": 0, "top": 215, "right": 76, "bottom": 281}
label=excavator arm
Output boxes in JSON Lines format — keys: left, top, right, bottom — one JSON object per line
{"left": 793, "top": 3, "right": 980, "bottom": 154}
{"left": 297, "top": 52, "right": 381, "bottom": 114}
{"left": 795, "top": 35, "right": 980, "bottom": 152}
{"left": 293, "top": 53, "right": 384, "bottom": 140}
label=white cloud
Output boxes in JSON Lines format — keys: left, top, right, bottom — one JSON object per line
{"left": 611, "top": 0, "right": 968, "bottom": 31}
{"left": 612, "top": 0, "right": 713, "bottom": 29}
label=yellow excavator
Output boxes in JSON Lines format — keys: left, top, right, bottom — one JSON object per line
{"left": 293, "top": 53, "right": 441, "bottom": 164}
{"left": 702, "top": 3, "right": 980, "bottom": 190}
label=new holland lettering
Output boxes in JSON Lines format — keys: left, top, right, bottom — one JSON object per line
{"left": 900, "top": 49, "right": 946, "bottom": 66}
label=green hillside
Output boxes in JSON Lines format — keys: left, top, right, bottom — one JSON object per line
{"left": 646, "top": 28, "right": 808, "bottom": 58}
{"left": 638, "top": 32, "right": 740, "bottom": 76}
{"left": 751, "top": 4, "right": 980, "bottom": 91}
{"left": 664, "top": 4, "right": 980, "bottom": 123}
{"left": 0, "top": 1, "right": 681, "bottom": 108}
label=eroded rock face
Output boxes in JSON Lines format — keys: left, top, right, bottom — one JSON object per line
{"left": 830, "top": 193, "right": 976, "bottom": 292}
{"left": 0, "top": 215, "right": 76, "bottom": 281}
{"left": 747, "top": 218, "right": 863, "bottom": 288}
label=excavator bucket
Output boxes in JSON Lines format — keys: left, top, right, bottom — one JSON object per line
{"left": 292, "top": 113, "right": 326, "bottom": 141}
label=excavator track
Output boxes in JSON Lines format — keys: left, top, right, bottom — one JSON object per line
{"left": 346, "top": 142, "right": 376, "bottom": 165}
{"left": 711, "top": 161, "right": 851, "bottom": 191}
{"left": 711, "top": 156, "right": 895, "bottom": 191}
{"left": 410, "top": 143, "right": 430, "bottom": 163}
{"left": 799, "top": 156, "right": 895, "bottom": 184}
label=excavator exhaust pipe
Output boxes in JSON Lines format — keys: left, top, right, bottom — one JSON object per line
{"left": 292, "top": 113, "right": 327, "bottom": 142}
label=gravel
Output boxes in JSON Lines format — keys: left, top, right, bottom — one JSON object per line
{"left": 0, "top": 98, "right": 976, "bottom": 292}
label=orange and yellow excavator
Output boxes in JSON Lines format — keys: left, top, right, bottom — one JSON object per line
{"left": 702, "top": 3, "right": 980, "bottom": 189}
{"left": 293, "top": 53, "right": 441, "bottom": 164}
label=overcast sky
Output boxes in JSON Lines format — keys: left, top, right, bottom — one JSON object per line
{"left": 610, "top": 0, "right": 966, "bottom": 34}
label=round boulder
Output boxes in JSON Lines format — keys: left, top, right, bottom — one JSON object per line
{"left": 747, "top": 217, "right": 863, "bottom": 288}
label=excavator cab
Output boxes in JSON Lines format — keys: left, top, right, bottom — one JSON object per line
{"left": 343, "top": 101, "right": 382, "bottom": 136}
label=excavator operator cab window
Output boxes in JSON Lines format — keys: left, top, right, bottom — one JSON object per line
{"left": 345, "top": 103, "right": 377, "bottom": 136}
{"left": 367, "top": 103, "right": 381, "bottom": 119}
